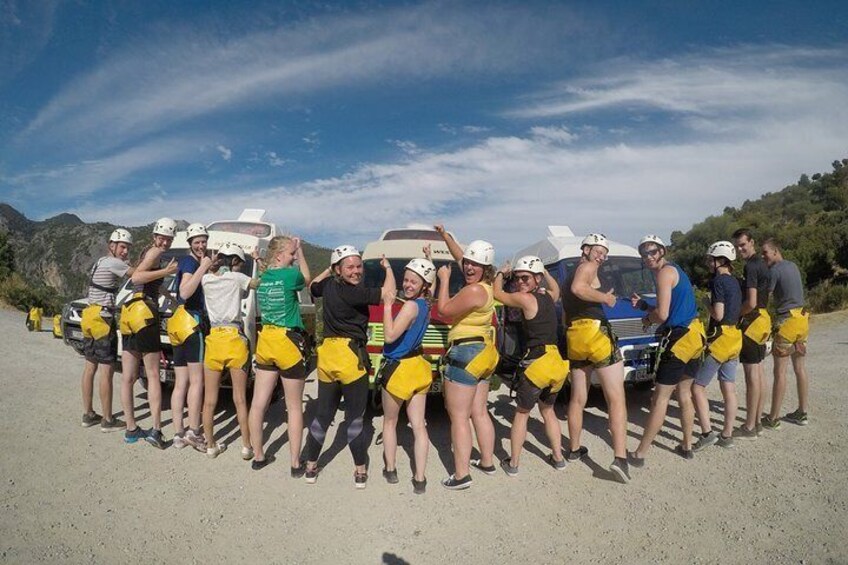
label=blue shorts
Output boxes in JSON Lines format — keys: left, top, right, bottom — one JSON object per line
{"left": 444, "top": 342, "right": 489, "bottom": 387}
{"left": 694, "top": 354, "right": 739, "bottom": 387}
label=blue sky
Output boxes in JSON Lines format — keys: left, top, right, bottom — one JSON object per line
{"left": 2, "top": 0, "right": 847, "bottom": 254}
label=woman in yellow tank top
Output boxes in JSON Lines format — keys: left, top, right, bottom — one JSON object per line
{"left": 434, "top": 224, "right": 499, "bottom": 491}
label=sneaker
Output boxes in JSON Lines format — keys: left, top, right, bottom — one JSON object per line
{"left": 291, "top": 465, "right": 306, "bottom": 479}
{"left": 206, "top": 443, "right": 227, "bottom": 459}
{"left": 500, "top": 458, "right": 519, "bottom": 477}
{"left": 675, "top": 444, "right": 694, "bottom": 460}
{"left": 441, "top": 474, "right": 473, "bottom": 491}
{"left": 609, "top": 458, "right": 631, "bottom": 484}
{"left": 734, "top": 426, "right": 758, "bottom": 441}
{"left": 547, "top": 453, "right": 567, "bottom": 471}
{"left": 305, "top": 466, "right": 319, "bottom": 484}
{"left": 100, "top": 418, "right": 126, "bottom": 433}
{"left": 144, "top": 428, "right": 167, "bottom": 450}
{"left": 784, "top": 409, "right": 809, "bottom": 426}
{"left": 470, "top": 459, "right": 497, "bottom": 476}
{"left": 565, "top": 446, "right": 589, "bottom": 462}
{"left": 382, "top": 468, "right": 399, "bottom": 484}
{"left": 412, "top": 477, "right": 427, "bottom": 495}
{"left": 81, "top": 412, "right": 101, "bottom": 428}
{"left": 761, "top": 415, "right": 782, "bottom": 430}
{"left": 756, "top": 422, "right": 764, "bottom": 436}
{"left": 354, "top": 471, "right": 368, "bottom": 490}
{"left": 124, "top": 426, "right": 146, "bottom": 444}
{"left": 251, "top": 455, "right": 275, "bottom": 471}
{"left": 172, "top": 432, "right": 188, "bottom": 449}
{"left": 692, "top": 430, "right": 719, "bottom": 452}
{"left": 241, "top": 446, "right": 255, "bottom": 461}
{"left": 185, "top": 429, "right": 206, "bottom": 452}
{"left": 627, "top": 451, "right": 645, "bottom": 469}
{"left": 716, "top": 435, "right": 735, "bottom": 449}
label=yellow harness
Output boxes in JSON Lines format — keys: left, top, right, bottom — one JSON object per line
{"left": 667, "top": 318, "right": 707, "bottom": 363}
{"left": 523, "top": 345, "right": 570, "bottom": 392}
{"left": 740, "top": 308, "right": 771, "bottom": 345}
{"left": 706, "top": 324, "right": 743, "bottom": 363}
{"left": 119, "top": 293, "right": 156, "bottom": 335}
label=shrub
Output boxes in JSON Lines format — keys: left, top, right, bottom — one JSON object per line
{"left": 807, "top": 282, "right": 848, "bottom": 313}
{"left": 0, "top": 273, "right": 64, "bottom": 315}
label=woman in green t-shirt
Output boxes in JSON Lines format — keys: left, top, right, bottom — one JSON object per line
{"left": 248, "top": 236, "right": 311, "bottom": 474}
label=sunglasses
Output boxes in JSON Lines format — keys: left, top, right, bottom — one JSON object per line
{"left": 639, "top": 248, "right": 661, "bottom": 258}
{"left": 516, "top": 274, "right": 534, "bottom": 283}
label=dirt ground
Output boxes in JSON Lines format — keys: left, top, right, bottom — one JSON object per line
{"left": 1, "top": 306, "right": 846, "bottom": 564}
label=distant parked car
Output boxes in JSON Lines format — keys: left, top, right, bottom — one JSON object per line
{"left": 60, "top": 299, "right": 87, "bottom": 355}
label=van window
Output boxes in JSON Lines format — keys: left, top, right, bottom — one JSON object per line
{"left": 559, "top": 256, "right": 655, "bottom": 297}
{"left": 207, "top": 221, "right": 271, "bottom": 238}
{"left": 363, "top": 258, "right": 464, "bottom": 295}
{"left": 382, "top": 230, "right": 443, "bottom": 241}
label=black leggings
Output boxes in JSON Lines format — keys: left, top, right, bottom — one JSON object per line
{"left": 302, "top": 376, "right": 369, "bottom": 466}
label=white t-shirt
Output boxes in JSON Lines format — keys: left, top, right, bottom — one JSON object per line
{"left": 201, "top": 271, "right": 252, "bottom": 326}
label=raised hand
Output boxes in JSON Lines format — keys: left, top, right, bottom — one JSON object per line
{"left": 437, "top": 264, "right": 451, "bottom": 280}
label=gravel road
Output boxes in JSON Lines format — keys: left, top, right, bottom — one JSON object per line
{"left": 1, "top": 306, "right": 846, "bottom": 564}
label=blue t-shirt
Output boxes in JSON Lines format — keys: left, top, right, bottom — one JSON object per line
{"left": 383, "top": 298, "right": 430, "bottom": 360}
{"left": 176, "top": 255, "right": 205, "bottom": 314}
{"left": 710, "top": 273, "right": 742, "bottom": 325}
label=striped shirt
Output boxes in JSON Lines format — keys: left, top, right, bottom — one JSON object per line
{"left": 86, "top": 256, "right": 130, "bottom": 308}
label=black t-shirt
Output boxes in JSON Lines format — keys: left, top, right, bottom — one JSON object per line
{"left": 311, "top": 278, "right": 381, "bottom": 342}
{"left": 742, "top": 256, "right": 771, "bottom": 309}
{"left": 522, "top": 292, "right": 559, "bottom": 349}
{"left": 562, "top": 268, "right": 605, "bottom": 324}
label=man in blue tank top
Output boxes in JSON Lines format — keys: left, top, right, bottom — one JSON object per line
{"left": 629, "top": 235, "right": 706, "bottom": 465}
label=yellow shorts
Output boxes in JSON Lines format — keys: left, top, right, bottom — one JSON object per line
{"left": 522, "top": 345, "right": 570, "bottom": 392}
{"left": 255, "top": 326, "right": 305, "bottom": 377}
{"left": 81, "top": 305, "right": 113, "bottom": 341}
{"left": 740, "top": 308, "right": 771, "bottom": 345}
{"left": 566, "top": 319, "right": 623, "bottom": 368}
{"left": 120, "top": 294, "right": 156, "bottom": 335}
{"left": 381, "top": 355, "right": 433, "bottom": 401}
{"left": 204, "top": 327, "right": 249, "bottom": 372}
{"left": 773, "top": 308, "right": 809, "bottom": 356}
{"left": 317, "top": 337, "right": 367, "bottom": 385}
{"left": 167, "top": 305, "right": 200, "bottom": 346}
{"left": 706, "top": 325, "right": 742, "bottom": 363}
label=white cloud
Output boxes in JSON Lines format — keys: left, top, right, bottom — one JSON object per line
{"left": 216, "top": 145, "right": 232, "bottom": 161}
{"left": 15, "top": 4, "right": 586, "bottom": 157}
{"left": 529, "top": 125, "right": 577, "bottom": 144}
{"left": 5, "top": 137, "right": 202, "bottom": 197}
{"left": 389, "top": 140, "right": 420, "bottom": 156}
{"left": 266, "top": 151, "right": 286, "bottom": 167}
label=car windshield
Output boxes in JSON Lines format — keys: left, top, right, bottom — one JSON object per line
{"left": 363, "top": 258, "right": 465, "bottom": 296}
{"left": 560, "top": 256, "right": 655, "bottom": 297}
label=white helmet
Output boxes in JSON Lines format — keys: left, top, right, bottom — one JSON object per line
{"left": 153, "top": 217, "right": 177, "bottom": 238}
{"left": 109, "top": 228, "right": 133, "bottom": 245}
{"left": 186, "top": 223, "right": 208, "bottom": 241}
{"left": 707, "top": 240, "right": 736, "bottom": 262}
{"left": 463, "top": 240, "right": 495, "bottom": 266}
{"left": 405, "top": 258, "right": 436, "bottom": 285}
{"left": 514, "top": 255, "right": 544, "bottom": 274}
{"left": 581, "top": 233, "right": 609, "bottom": 251}
{"left": 639, "top": 234, "right": 666, "bottom": 249}
{"left": 217, "top": 241, "right": 245, "bottom": 262}
{"left": 331, "top": 245, "right": 360, "bottom": 266}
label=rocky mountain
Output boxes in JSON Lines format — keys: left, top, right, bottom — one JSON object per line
{"left": 0, "top": 206, "right": 331, "bottom": 301}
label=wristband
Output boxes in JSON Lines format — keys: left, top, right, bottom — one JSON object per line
{"left": 637, "top": 299, "right": 649, "bottom": 311}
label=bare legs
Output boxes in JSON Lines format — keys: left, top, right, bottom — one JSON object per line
{"left": 568, "top": 362, "right": 628, "bottom": 458}
{"left": 444, "top": 380, "right": 494, "bottom": 479}
{"left": 382, "top": 390, "right": 428, "bottom": 482}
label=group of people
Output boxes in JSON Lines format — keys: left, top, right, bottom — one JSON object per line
{"left": 77, "top": 220, "right": 811, "bottom": 493}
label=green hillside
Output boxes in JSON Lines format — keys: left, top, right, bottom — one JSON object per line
{"left": 670, "top": 157, "right": 848, "bottom": 312}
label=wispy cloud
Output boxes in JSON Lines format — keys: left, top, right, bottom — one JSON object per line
{"left": 15, "top": 4, "right": 587, "bottom": 157}
{"left": 5, "top": 137, "right": 202, "bottom": 197}
{"left": 509, "top": 45, "right": 848, "bottom": 121}
{"left": 389, "top": 139, "right": 421, "bottom": 156}
{"left": 0, "top": 0, "right": 59, "bottom": 85}
{"left": 63, "top": 45, "right": 848, "bottom": 253}
{"left": 266, "top": 151, "right": 285, "bottom": 167}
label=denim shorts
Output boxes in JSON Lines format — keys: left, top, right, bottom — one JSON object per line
{"left": 694, "top": 354, "right": 739, "bottom": 387}
{"left": 444, "top": 342, "right": 489, "bottom": 387}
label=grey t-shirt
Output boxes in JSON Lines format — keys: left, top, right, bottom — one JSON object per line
{"left": 87, "top": 256, "right": 130, "bottom": 308}
{"left": 768, "top": 260, "right": 804, "bottom": 314}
